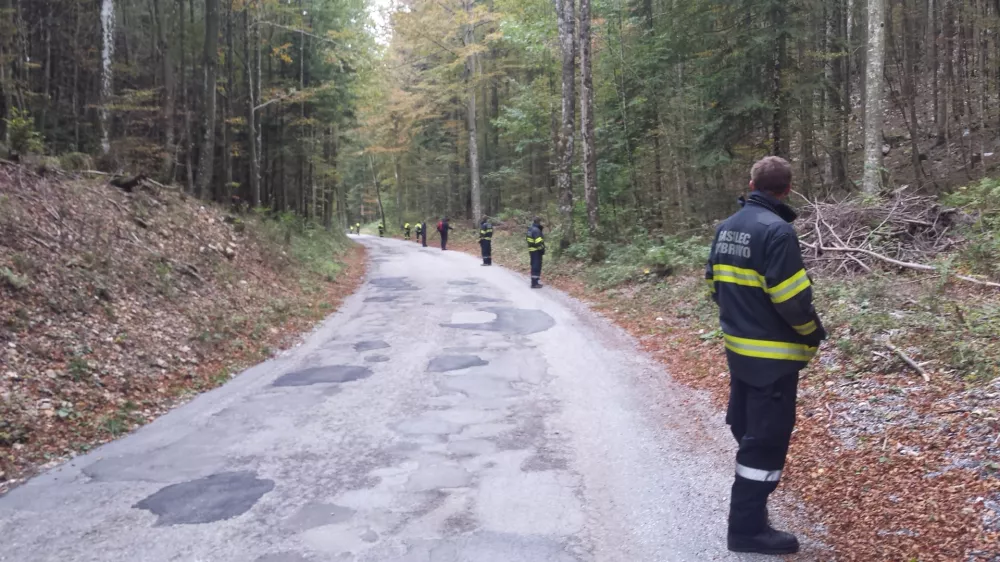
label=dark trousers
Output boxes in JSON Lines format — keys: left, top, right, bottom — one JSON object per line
{"left": 480, "top": 240, "right": 492, "bottom": 264}
{"left": 726, "top": 372, "right": 798, "bottom": 535}
{"left": 440, "top": 233, "right": 448, "bottom": 250}
{"left": 405, "top": 230, "right": 411, "bottom": 239}
{"left": 529, "top": 251, "right": 543, "bottom": 284}
{"left": 421, "top": 233, "right": 427, "bottom": 247}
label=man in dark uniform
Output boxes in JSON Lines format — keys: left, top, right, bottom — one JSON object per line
{"left": 419, "top": 221, "right": 428, "bottom": 247}
{"left": 404, "top": 222, "right": 411, "bottom": 240}
{"left": 479, "top": 217, "right": 493, "bottom": 266}
{"left": 705, "top": 156, "right": 826, "bottom": 555}
{"left": 526, "top": 217, "right": 545, "bottom": 288}
{"left": 414, "top": 222, "right": 422, "bottom": 243}
{"left": 437, "top": 217, "right": 454, "bottom": 250}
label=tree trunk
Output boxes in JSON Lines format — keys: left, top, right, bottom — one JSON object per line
{"left": 901, "top": 0, "right": 924, "bottom": 183}
{"left": 464, "top": 0, "right": 482, "bottom": 222}
{"left": 153, "top": 0, "right": 176, "bottom": 179}
{"left": 554, "top": 0, "right": 576, "bottom": 247}
{"left": 579, "top": 0, "right": 599, "bottom": 235}
{"left": 863, "top": 0, "right": 887, "bottom": 193}
{"left": 0, "top": 0, "right": 11, "bottom": 142}
{"left": 100, "top": 0, "right": 115, "bottom": 154}
{"left": 197, "top": 0, "right": 220, "bottom": 198}
{"left": 369, "top": 154, "right": 386, "bottom": 228}
{"left": 930, "top": 0, "right": 939, "bottom": 136}
{"left": 245, "top": 5, "right": 260, "bottom": 206}
{"left": 223, "top": 0, "right": 234, "bottom": 199}
{"left": 772, "top": 2, "right": 789, "bottom": 156}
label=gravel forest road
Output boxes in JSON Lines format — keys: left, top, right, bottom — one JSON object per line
{"left": 0, "top": 235, "right": 790, "bottom": 562}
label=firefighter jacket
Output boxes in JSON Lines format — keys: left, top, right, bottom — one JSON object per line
{"left": 479, "top": 222, "right": 493, "bottom": 242}
{"left": 526, "top": 224, "right": 545, "bottom": 254}
{"left": 415, "top": 223, "right": 423, "bottom": 233}
{"left": 705, "top": 191, "right": 826, "bottom": 385}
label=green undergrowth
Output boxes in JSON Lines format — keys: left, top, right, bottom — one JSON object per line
{"left": 252, "top": 211, "right": 350, "bottom": 284}
{"left": 459, "top": 205, "right": 1000, "bottom": 384}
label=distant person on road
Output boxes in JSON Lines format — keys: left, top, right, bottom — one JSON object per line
{"left": 355, "top": 222, "right": 361, "bottom": 235}
{"left": 378, "top": 222, "right": 385, "bottom": 237}
{"left": 415, "top": 222, "right": 423, "bottom": 243}
{"left": 705, "top": 156, "right": 826, "bottom": 556}
{"left": 420, "top": 221, "right": 428, "bottom": 247}
{"left": 526, "top": 217, "right": 545, "bottom": 288}
{"left": 404, "top": 222, "right": 411, "bottom": 240}
{"left": 437, "top": 217, "right": 453, "bottom": 250}
{"left": 479, "top": 217, "right": 493, "bottom": 266}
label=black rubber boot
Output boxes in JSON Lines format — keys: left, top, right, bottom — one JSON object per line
{"left": 727, "top": 527, "right": 799, "bottom": 555}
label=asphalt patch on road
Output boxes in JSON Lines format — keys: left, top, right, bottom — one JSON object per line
{"left": 454, "top": 295, "right": 503, "bottom": 303}
{"left": 285, "top": 502, "right": 356, "bottom": 531}
{"left": 428, "top": 355, "right": 489, "bottom": 372}
{"left": 365, "top": 354, "right": 390, "bottom": 363}
{"left": 354, "top": 340, "right": 390, "bottom": 352}
{"left": 254, "top": 554, "right": 311, "bottom": 562}
{"left": 383, "top": 532, "right": 582, "bottom": 562}
{"left": 441, "top": 307, "right": 555, "bottom": 335}
{"left": 370, "top": 277, "right": 417, "bottom": 291}
{"left": 133, "top": 471, "right": 274, "bottom": 526}
{"left": 448, "top": 279, "right": 478, "bottom": 286}
{"left": 273, "top": 366, "right": 372, "bottom": 387}
{"left": 364, "top": 296, "right": 397, "bottom": 303}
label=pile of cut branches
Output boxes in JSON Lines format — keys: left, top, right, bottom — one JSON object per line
{"left": 793, "top": 189, "right": 999, "bottom": 287}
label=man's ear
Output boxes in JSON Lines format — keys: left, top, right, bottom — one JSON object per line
{"left": 748, "top": 180, "right": 756, "bottom": 191}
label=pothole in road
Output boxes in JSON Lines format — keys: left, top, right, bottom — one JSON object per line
{"left": 428, "top": 355, "right": 489, "bottom": 372}
{"left": 382, "top": 532, "right": 583, "bottom": 562}
{"left": 370, "top": 277, "right": 417, "bottom": 291}
{"left": 405, "top": 464, "right": 472, "bottom": 491}
{"left": 354, "top": 340, "right": 390, "bottom": 352}
{"left": 439, "top": 376, "right": 521, "bottom": 399}
{"left": 273, "top": 366, "right": 372, "bottom": 387}
{"left": 364, "top": 296, "right": 397, "bottom": 303}
{"left": 442, "top": 307, "right": 555, "bottom": 335}
{"left": 133, "top": 471, "right": 274, "bottom": 526}
{"left": 454, "top": 295, "right": 504, "bottom": 303}
{"left": 365, "top": 355, "right": 390, "bottom": 363}
{"left": 285, "top": 502, "right": 356, "bottom": 531}
{"left": 449, "top": 310, "right": 496, "bottom": 324}
{"left": 254, "top": 553, "right": 311, "bottom": 562}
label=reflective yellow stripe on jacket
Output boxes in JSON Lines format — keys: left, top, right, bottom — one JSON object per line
{"left": 712, "top": 264, "right": 765, "bottom": 289}
{"left": 527, "top": 236, "right": 544, "bottom": 251}
{"left": 724, "top": 334, "right": 817, "bottom": 362}
{"left": 709, "top": 265, "right": 811, "bottom": 304}
{"left": 768, "top": 269, "right": 811, "bottom": 304}
{"left": 792, "top": 320, "right": 817, "bottom": 335}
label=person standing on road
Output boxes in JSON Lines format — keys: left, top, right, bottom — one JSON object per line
{"left": 404, "top": 222, "right": 411, "bottom": 240}
{"left": 705, "top": 156, "right": 826, "bottom": 556}
{"left": 479, "top": 217, "right": 493, "bottom": 266}
{"left": 414, "top": 222, "right": 422, "bottom": 242}
{"left": 420, "top": 221, "right": 428, "bottom": 247}
{"left": 355, "top": 222, "right": 361, "bottom": 235}
{"left": 437, "top": 217, "right": 454, "bottom": 250}
{"left": 526, "top": 217, "right": 545, "bottom": 288}
{"left": 378, "top": 222, "right": 385, "bottom": 237}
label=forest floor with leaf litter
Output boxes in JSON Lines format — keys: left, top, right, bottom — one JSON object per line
{"left": 0, "top": 162, "right": 366, "bottom": 492}
{"left": 440, "top": 222, "right": 1000, "bottom": 562}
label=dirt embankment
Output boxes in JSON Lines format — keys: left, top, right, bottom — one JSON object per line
{"left": 0, "top": 163, "right": 365, "bottom": 491}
